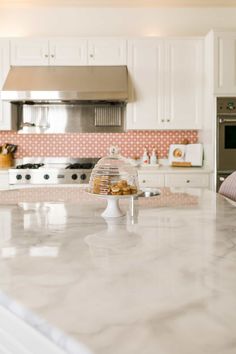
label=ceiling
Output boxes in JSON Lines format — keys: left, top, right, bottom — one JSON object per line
{"left": 1, "top": 0, "right": 236, "bottom": 7}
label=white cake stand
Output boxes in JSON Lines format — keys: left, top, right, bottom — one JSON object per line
{"left": 88, "top": 192, "right": 141, "bottom": 218}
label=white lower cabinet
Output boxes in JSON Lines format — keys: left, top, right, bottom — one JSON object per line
{"left": 138, "top": 171, "right": 210, "bottom": 189}
{"left": 0, "top": 207, "right": 11, "bottom": 242}
{"left": 164, "top": 173, "right": 209, "bottom": 188}
{"left": 139, "top": 172, "right": 165, "bottom": 188}
{"left": 0, "top": 171, "right": 9, "bottom": 188}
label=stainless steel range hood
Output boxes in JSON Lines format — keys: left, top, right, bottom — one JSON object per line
{"left": 1, "top": 66, "right": 128, "bottom": 102}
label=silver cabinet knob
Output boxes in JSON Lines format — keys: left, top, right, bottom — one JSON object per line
{"left": 51, "top": 54, "right": 55, "bottom": 58}
{"left": 186, "top": 180, "right": 190, "bottom": 183}
{"left": 161, "top": 119, "right": 165, "bottom": 122}
{"left": 142, "top": 180, "right": 146, "bottom": 183}
{"left": 90, "top": 54, "right": 94, "bottom": 58}
{"left": 44, "top": 54, "right": 48, "bottom": 58}
{"left": 167, "top": 119, "right": 170, "bottom": 122}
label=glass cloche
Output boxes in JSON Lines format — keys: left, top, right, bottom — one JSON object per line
{"left": 88, "top": 147, "right": 139, "bottom": 196}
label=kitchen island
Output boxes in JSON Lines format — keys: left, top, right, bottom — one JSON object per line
{"left": 0, "top": 187, "right": 235, "bottom": 354}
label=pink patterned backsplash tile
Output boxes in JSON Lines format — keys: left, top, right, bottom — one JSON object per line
{"left": 0, "top": 130, "right": 198, "bottom": 158}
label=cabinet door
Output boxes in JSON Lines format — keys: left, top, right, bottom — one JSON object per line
{"left": 214, "top": 32, "right": 236, "bottom": 94}
{"left": 49, "top": 38, "right": 87, "bottom": 65}
{"left": 138, "top": 172, "right": 165, "bottom": 188}
{"left": 0, "top": 40, "right": 11, "bottom": 131}
{"left": 0, "top": 207, "right": 11, "bottom": 242}
{"left": 127, "top": 39, "right": 163, "bottom": 130}
{"left": 164, "top": 39, "right": 203, "bottom": 130}
{"left": 88, "top": 38, "right": 126, "bottom": 65}
{"left": 10, "top": 39, "right": 49, "bottom": 65}
{"left": 165, "top": 173, "right": 209, "bottom": 188}
{"left": 0, "top": 173, "right": 9, "bottom": 189}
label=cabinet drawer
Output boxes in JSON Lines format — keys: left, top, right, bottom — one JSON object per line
{"left": 165, "top": 174, "right": 209, "bottom": 188}
{"left": 0, "top": 172, "right": 9, "bottom": 188}
{"left": 138, "top": 173, "right": 165, "bottom": 188}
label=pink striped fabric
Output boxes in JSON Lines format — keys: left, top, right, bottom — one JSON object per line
{"left": 219, "top": 172, "right": 236, "bottom": 202}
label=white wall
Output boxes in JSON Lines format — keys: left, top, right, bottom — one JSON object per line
{"left": 0, "top": 7, "right": 236, "bottom": 37}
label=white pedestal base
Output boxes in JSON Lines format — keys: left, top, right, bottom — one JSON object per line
{"left": 102, "top": 198, "right": 125, "bottom": 218}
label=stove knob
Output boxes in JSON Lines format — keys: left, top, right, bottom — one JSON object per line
{"left": 44, "top": 174, "right": 50, "bottom": 180}
{"left": 25, "top": 174, "right": 31, "bottom": 180}
{"left": 80, "top": 173, "right": 87, "bottom": 181}
{"left": 71, "top": 174, "right": 78, "bottom": 180}
{"left": 16, "top": 174, "right": 22, "bottom": 180}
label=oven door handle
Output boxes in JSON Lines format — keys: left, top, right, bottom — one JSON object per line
{"left": 219, "top": 117, "right": 236, "bottom": 123}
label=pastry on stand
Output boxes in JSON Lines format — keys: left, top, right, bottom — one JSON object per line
{"left": 87, "top": 147, "right": 141, "bottom": 218}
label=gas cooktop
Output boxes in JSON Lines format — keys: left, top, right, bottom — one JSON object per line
{"left": 9, "top": 158, "right": 99, "bottom": 185}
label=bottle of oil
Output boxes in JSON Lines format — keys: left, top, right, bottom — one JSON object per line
{"left": 150, "top": 148, "right": 158, "bottom": 165}
{"left": 142, "top": 147, "right": 150, "bottom": 164}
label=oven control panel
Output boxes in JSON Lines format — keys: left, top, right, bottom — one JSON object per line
{"left": 217, "top": 98, "right": 236, "bottom": 114}
{"left": 9, "top": 169, "right": 91, "bottom": 185}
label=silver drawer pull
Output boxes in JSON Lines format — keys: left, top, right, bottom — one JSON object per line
{"left": 142, "top": 180, "right": 146, "bottom": 183}
{"left": 186, "top": 180, "right": 190, "bottom": 183}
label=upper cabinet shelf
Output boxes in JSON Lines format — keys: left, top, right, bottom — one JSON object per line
{"left": 10, "top": 38, "right": 127, "bottom": 66}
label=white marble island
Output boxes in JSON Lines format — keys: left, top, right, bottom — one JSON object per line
{"left": 0, "top": 187, "right": 235, "bottom": 354}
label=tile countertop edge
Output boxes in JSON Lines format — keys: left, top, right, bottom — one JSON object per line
{"left": 0, "top": 291, "right": 92, "bottom": 354}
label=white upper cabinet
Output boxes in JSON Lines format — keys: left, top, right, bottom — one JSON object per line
{"left": 88, "top": 38, "right": 127, "bottom": 65}
{"left": 0, "top": 41, "right": 10, "bottom": 85}
{"left": 127, "top": 39, "right": 163, "bottom": 130}
{"left": 49, "top": 38, "right": 87, "bottom": 65}
{"left": 11, "top": 38, "right": 87, "bottom": 66}
{"left": 11, "top": 39, "right": 49, "bottom": 66}
{"left": 10, "top": 38, "right": 127, "bottom": 66}
{"left": 163, "top": 39, "right": 203, "bottom": 129}
{"left": 213, "top": 31, "right": 236, "bottom": 95}
{"left": 0, "top": 40, "right": 13, "bottom": 131}
{"left": 127, "top": 38, "right": 204, "bottom": 130}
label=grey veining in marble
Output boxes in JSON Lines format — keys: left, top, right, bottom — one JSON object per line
{"left": 0, "top": 187, "right": 235, "bottom": 354}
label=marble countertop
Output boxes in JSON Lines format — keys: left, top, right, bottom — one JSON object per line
{"left": 0, "top": 187, "right": 235, "bottom": 354}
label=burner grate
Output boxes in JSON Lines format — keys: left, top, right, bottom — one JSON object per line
{"left": 66, "top": 163, "right": 94, "bottom": 170}
{"left": 16, "top": 163, "right": 45, "bottom": 169}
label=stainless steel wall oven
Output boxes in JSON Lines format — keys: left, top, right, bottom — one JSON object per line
{"left": 217, "top": 97, "right": 236, "bottom": 190}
